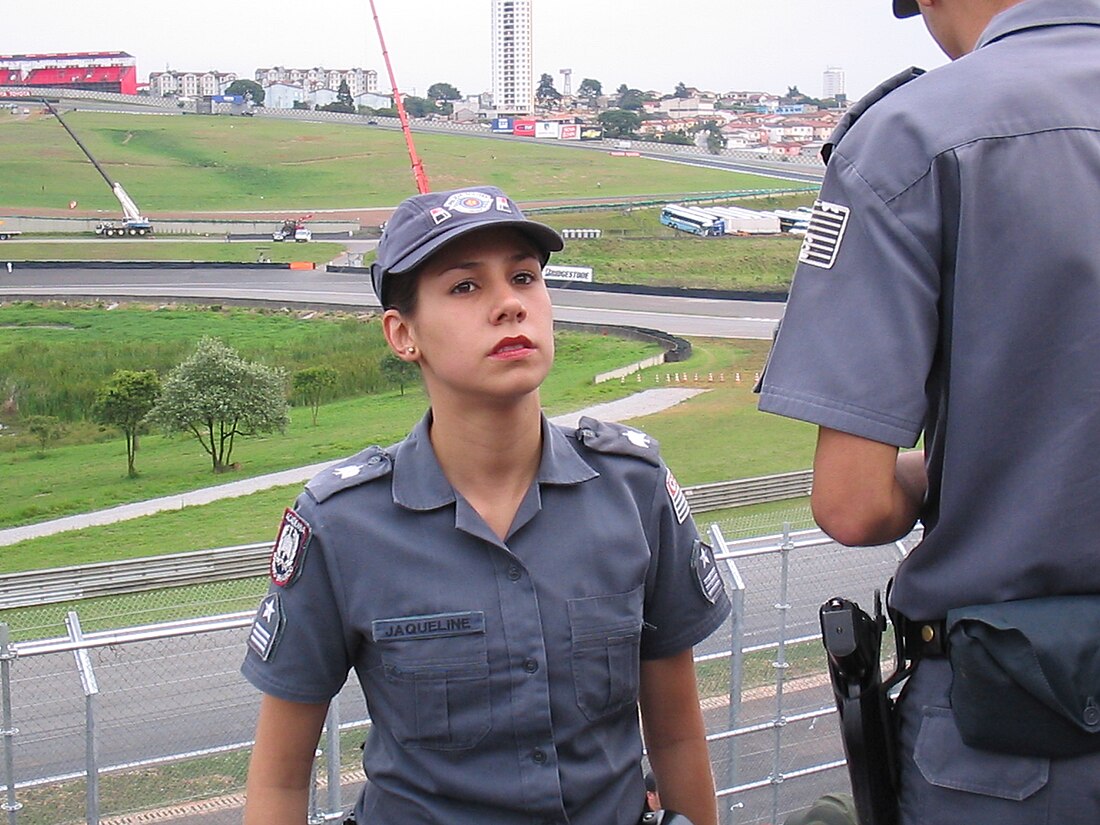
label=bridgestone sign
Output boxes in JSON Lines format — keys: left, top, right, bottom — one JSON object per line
{"left": 543, "top": 265, "right": 594, "bottom": 282}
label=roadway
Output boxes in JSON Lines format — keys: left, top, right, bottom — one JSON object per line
{"left": 0, "top": 265, "right": 786, "bottom": 340}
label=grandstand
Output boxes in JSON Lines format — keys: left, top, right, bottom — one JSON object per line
{"left": 0, "top": 52, "right": 138, "bottom": 95}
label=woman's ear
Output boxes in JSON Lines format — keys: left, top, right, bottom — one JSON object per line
{"left": 382, "top": 309, "right": 419, "bottom": 362}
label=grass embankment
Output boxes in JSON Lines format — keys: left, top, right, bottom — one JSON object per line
{"left": 0, "top": 331, "right": 817, "bottom": 571}
{"left": 0, "top": 110, "right": 794, "bottom": 212}
{"left": 0, "top": 303, "right": 662, "bottom": 531}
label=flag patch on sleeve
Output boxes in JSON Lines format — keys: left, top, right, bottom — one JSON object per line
{"left": 270, "top": 508, "right": 311, "bottom": 588}
{"left": 798, "top": 199, "right": 851, "bottom": 270}
{"left": 692, "top": 540, "right": 724, "bottom": 604}
{"left": 248, "top": 593, "right": 285, "bottom": 661}
{"left": 666, "top": 469, "right": 691, "bottom": 524}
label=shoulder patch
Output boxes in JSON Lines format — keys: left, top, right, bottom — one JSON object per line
{"left": 248, "top": 592, "right": 285, "bottom": 661}
{"left": 271, "top": 508, "right": 311, "bottom": 587}
{"left": 574, "top": 416, "right": 661, "bottom": 466}
{"left": 305, "top": 446, "right": 392, "bottom": 504}
{"left": 691, "top": 539, "right": 725, "bottom": 605}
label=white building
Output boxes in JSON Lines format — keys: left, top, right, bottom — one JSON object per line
{"left": 491, "top": 0, "right": 534, "bottom": 115}
{"left": 254, "top": 66, "right": 378, "bottom": 96}
{"left": 823, "top": 66, "right": 845, "bottom": 100}
{"left": 149, "top": 70, "right": 238, "bottom": 97}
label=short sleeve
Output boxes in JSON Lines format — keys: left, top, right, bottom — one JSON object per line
{"left": 758, "top": 148, "right": 944, "bottom": 447}
{"left": 241, "top": 497, "right": 352, "bottom": 703}
{"left": 640, "top": 463, "right": 731, "bottom": 660}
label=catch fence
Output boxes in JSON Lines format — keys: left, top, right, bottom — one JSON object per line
{"left": 0, "top": 507, "right": 915, "bottom": 824}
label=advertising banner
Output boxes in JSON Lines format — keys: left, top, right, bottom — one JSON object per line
{"left": 543, "top": 265, "right": 594, "bottom": 283}
{"left": 513, "top": 119, "right": 536, "bottom": 137}
{"left": 579, "top": 126, "right": 604, "bottom": 141}
{"left": 535, "top": 121, "right": 561, "bottom": 139}
{"left": 559, "top": 124, "right": 580, "bottom": 140}
{"left": 491, "top": 117, "right": 514, "bottom": 133}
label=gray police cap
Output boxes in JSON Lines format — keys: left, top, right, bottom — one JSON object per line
{"left": 370, "top": 186, "right": 563, "bottom": 306}
{"left": 893, "top": 0, "right": 920, "bottom": 18}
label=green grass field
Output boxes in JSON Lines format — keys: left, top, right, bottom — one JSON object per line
{"left": 0, "top": 240, "right": 344, "bottom": 263}
{"left": 0, "top": 110, "right": 796, "bottom": 212}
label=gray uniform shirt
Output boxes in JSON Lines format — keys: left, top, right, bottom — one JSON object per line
{"left": 242, "top": 413, "right": 730, "bottom": 824}
{"left": 758, "top": 0, "right": 1100, "bottom": 619}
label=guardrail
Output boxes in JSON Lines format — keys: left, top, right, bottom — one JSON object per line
{"left": 0, "top": 471, "right": 814, "bottom": 610}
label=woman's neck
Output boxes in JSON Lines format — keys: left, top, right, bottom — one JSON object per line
{"left": 428, "top": 394, "right": 544, "bottom": 539}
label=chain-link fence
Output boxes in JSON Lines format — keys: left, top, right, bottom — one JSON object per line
{"left": 0, "top": 507, "right": 913, "bottom": 824}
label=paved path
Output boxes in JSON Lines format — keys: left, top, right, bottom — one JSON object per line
{"left": 0, "top": 388, "right": 707, "bottom": 548}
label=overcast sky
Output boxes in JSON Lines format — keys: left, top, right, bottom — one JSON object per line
{"left": 6, "top": 1, "right": 949, "bottom": 101}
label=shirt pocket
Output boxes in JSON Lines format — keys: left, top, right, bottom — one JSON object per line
{"left": 913, "top": 706, "right": 1049, "bottom": 813}
{"left": 568, "top": 586, "right": 644, "bottom": 722}
{"left": 373, "top": 613, "right": 491, "bottom": 751}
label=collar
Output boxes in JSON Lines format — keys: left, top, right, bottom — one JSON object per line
{"left": 976, "top": 0, "right": 1100, "bottom": 49}
{"left": 391, "top": 411, "right": 598, "bottom": 512}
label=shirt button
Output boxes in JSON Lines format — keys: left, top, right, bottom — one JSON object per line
{"left": 532, "top": 748, "right": 546, "bottom": 764}
{"left": 367, "top": 455, "right": 381, "bottom": 465}
{"left": 507, "top": 565, "right": 521, "bottom": 581}
{"left": 523, "top": 658, "right": 539, "bottom": 673}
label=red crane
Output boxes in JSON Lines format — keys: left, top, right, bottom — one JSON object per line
{"left": 368, "top": 0, "right": 430, "bottom": 194}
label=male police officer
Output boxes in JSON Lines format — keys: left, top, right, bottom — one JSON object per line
{"left": 758, "top": 0, "right": 1100, "bottom": 823}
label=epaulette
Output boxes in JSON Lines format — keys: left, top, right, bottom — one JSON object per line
{"left": 305, "top": 445, "right": 392, "bottom": 504}
{"left": 821, "top": 66, "right": 925, "bottom": 165}
{"left": 574, "top": 416, "right": 661, "bottom": 467}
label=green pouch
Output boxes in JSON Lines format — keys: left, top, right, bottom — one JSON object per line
{"left": 946, "top": 595, "right": 1100, "bottom": 757}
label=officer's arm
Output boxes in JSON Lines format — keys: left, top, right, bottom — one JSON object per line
{"left": 811, "top": 427, "right": 926, "bottom": 546}
{"left": 639, "top": 649, "right": 719, "bottom": 825}
{"left": 244, "top": 694, "right": 330, "bottom": 825}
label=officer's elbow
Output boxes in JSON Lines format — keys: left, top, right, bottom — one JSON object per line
{"left": 811, "top": 487, "right": 909, "bottom": 547}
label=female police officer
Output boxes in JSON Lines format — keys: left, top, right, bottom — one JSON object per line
{"left": 241, "top": 186, "right": 730, "bottom": 825}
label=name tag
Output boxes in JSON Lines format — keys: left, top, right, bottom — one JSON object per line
{"left": 373, "top": 611, "right": 485, "bottom": 641}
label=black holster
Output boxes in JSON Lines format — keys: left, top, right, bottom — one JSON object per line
{"left": 820, "top": 592, "right": 904, "bottom": 825}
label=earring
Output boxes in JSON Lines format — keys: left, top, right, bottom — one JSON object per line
{"left": 406, "top": 346, "right": 416, "bottom": 354}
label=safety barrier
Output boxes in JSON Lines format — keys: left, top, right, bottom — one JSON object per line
{"left": 0, "top": 472, "right": 814, "bottom": 611}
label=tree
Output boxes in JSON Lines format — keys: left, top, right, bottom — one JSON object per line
{"left": 92, "top": 369, "right": 161, "bottom": 478}
{"left": 576, "top": 78, "right": 602, "bottom": 99}
{"left": 674, "top": 81, "right": 690, "bottom": 99}
{"left": 336, "top": 78, "right": 354, "bottom": 109}
{"left": 292, "top": 366, "right": 338, "bottom": 426}
{"left": 615, "top": 84, "right": 645, "bottom": 111}
{"left": 427, "top": 82, "right": 461, "bottom": 102}
{"left": 145, "top": 337, "right": 289, "bottom": 473}
{"left": 536, "top": 73, "right": 561, "bottom": 105}
{"left": 401, "top": 96, "right": 435, "bottom": 118}
{"left": 380, "top": 353, "right": 419, "bottom": 396}
{"left": 597, "top": 109, "right": 641, "bottom": 139}
{"left": 23, "top": 415, "right": 65, "bottom": 457}
{"left": 225, "top": 79, "right": 265, "bottom": 106}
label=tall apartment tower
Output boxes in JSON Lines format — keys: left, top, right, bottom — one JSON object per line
{"left": 823, "top": 66, "right": 846, "bottom": 100}
{"left": 491, "top": 0, "right": 534, "bottom": 115}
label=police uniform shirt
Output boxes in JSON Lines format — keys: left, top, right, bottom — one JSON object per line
{"left": 242, "top": 413, "right": 730, "bottom": 825}
{"left": 758, "top": 0, "right": 1100, "bottom": 620}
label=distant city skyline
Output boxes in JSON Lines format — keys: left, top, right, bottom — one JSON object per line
{"left": 4, "top": 1, "right": 949, "bottom": 103}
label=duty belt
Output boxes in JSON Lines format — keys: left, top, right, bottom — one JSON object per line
{"left": 900, "top": 617, "right": 948, "bottom": 658}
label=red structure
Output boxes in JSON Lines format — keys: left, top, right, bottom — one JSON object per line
{"left": 0, "top": 52, "right": 138, "bottom": 95}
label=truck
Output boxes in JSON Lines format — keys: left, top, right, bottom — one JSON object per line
{"left": 0, "top": 228, "right": 22, "bottom": 241}
{"left": 42, "top": 99, "right": 153, "bottom": 238}
{"left": 272, "top": 217, "right": 312, "bottom": 243}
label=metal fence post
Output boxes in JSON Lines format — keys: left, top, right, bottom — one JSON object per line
{"left": 325, "top": 695, "right": 342, "bottom": 818}
{"left": 307, "top": 748, "right": 323, "bottom": 824}
{"left": 710, "top": 524, "right": 746, "bottom": 825}
{"left": 0, "top": 625, "right": 21, "bottom": 825}
{"left": 770, "top": 523, "right": 794, "bottom": 824}
{"left": 66, "top": 611, "right": 100, "bottom": 825}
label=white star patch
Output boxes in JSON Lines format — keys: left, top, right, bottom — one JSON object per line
{"left": 333, "top": 465, "right": 362, "bottom": 480}
{"left": 248, "top": 593, "right": 285, "bottom": 661}
{"left": 692, "top": 540, "right": 724, "bottom": 604}
{"left": 624, "top": 429, "right": 650, "bottom": 449}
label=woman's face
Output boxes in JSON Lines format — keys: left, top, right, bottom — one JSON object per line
{"left": 383, "top": 225, "right": 555, "bottom": 410}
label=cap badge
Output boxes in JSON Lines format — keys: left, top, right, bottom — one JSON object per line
{"left": 444, "top": 191, "right": 494, "bottom": 214}
{"left": 495, "top": 196, "right": 513, "bottom": 213}
{"left": 429, "top": 206, "right": 452, "bottom": 225}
